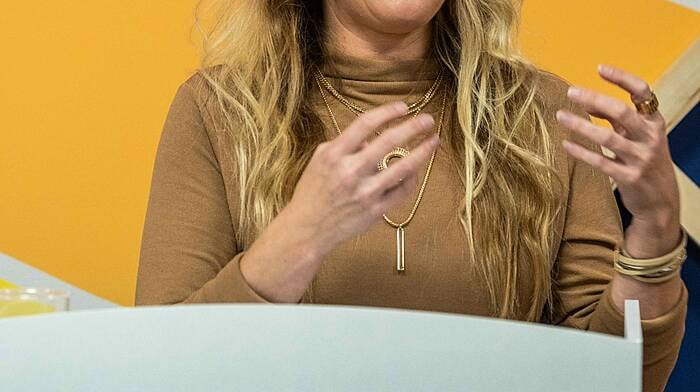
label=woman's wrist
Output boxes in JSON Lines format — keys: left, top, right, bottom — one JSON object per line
{"left": 623, "top": 213, "right": 682, "bottom": 259}
{"left": 608, "top": 210, "right": 686, "bottom": 319}
{"left": 279, "top": 200, "right": 341, "bottom": 260}
{"left": 238, "top": 202, "right": 337, "bottom": 303}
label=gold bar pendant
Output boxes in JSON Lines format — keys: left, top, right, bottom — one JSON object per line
{"left": 396, "top": 226, "right": 405, "bottom": 272}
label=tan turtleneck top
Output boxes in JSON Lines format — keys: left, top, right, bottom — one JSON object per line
{"left": 135, "top": 52, "right": 687, "bottom": 392}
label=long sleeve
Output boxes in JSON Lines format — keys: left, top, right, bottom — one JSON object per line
{"left": 135, "top": 77, "right": 270, "bottom": 305}
{"left": 551, "top": 114, "right": 688, "bottom": 392}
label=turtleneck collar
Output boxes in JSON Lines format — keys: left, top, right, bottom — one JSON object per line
{"left": 319, "top": 46, "right": 441, "bottom": 82}
{"left": 313, "top": 46, "right": 444, "bottom": 110}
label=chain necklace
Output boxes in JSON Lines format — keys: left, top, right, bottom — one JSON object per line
{"left": 313, "top": 68, "right": 443, "bottom": 170}
{"left": 314, "top": 66, "right": 444, "bottom": 121}
{"left": 314, "top": 73, "right": 448, "bottom": 272}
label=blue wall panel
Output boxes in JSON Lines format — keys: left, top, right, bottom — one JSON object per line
{"left": 668, "top": 103, "right": 700, "bottom": 186}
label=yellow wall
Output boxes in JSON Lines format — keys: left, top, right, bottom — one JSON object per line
{"left": 1, "top": 1, "right": 698, "bottom": 305}
{"left": 0, "top": 3, "right": 199, "bottom": 305}
{"left": 520, "top": 1, "right": 700, "bottom": 105}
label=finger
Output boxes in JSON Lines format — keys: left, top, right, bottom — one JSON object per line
{"left": 375, "top": 172, "right": 418, "bottom": 215}
{"left": 355, "top": 113, "right": 435, "bottom": 171}
{"left": 597, "top": 64, "right": 651, "bottom": 103}
{"left": 335, "top": 101, "right": 409, "bottom": 154}
{"left": 556, "top": 109, "right": 639, "bottom": 162}
{"left": 567, "top": 86, "right": 650, "bottom": 140}
{"left": 561, "top": 139, "right": 632, "bottom": 181}
{"left": 366, "top": 134, "right": 439, "bottom": 193}
{"left": 597, "top": 64, "right": 666, "bottom": 124}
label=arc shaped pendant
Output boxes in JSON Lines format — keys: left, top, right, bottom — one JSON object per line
{"left": 377, "top": 147, "right": 409, "bottom": 171}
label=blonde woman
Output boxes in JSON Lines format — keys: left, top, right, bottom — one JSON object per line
{"left": 136, "top": 1, "right": 687, "bottom": 390}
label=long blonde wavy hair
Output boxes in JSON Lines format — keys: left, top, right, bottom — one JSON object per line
{"left": 192, "top": 0, "right": 565, "bottom": 321}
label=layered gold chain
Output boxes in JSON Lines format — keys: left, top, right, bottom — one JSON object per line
{"left": 313, "top": 69, "right": 448, "bottom": 271}
{"left": 314, "top": 67, "right": 444, "bottom": 117}
{"left": 383, "top": 89, "right": 446, "bottom": 228}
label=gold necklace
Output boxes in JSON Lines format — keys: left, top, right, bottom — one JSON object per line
{"left": 314, "top": 67, "right": 444, "bottom": 124}
{"left": 315, "top": 78, "right": 448, "bottom": 272}
{"left": 313, "top": 68, "right": 443, "bottom": 170}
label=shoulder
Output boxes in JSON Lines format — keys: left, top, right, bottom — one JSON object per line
{"left": 157, "top": 67, "right": 230, "bottom": 159}
{"left": 173, "top": 66, "right": 222, "bottom": 113}
{"left": 528, "top": 69, "right": 600, "bottom": 180}
{"left": 530, "top": 68, "right": 594, "bottom": 139}
{"left": 532, "top": 69, "right": 573, "bottom": 115}
{"left": 167, "top": 73, "right": 204, "bottom": 123}
{"left": 530, "top": 68, "right": 592, "bottom": 127}
{"left": 165, "top": 66, "right": 228, "bottom": 138}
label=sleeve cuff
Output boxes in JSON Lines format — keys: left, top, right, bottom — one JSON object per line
{"left": 594, "top": 278, "right": 688, "bottom": 338}
{"left": 213, "top": 252, "right": 273, "bottom": 303}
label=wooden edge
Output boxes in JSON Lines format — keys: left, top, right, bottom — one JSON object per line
{"left": 656, "top": 37, "right": 700, "bottom": 132}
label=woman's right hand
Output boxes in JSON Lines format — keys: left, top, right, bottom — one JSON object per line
{"left": 286, "top": 101, "right": 440, "bottom": 255}
{"left": 239, "top": 101, "right": 439, "bottom": 303}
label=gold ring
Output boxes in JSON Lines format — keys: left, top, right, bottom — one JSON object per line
{"left": 634, "top": 90, "right": 659, "bottom": 115}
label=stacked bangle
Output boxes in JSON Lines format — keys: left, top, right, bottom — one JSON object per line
{"left": 613, "top": 226, "right": 689, "bottom": 284}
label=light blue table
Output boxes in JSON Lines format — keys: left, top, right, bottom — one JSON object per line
{"left": 0, "top": 252, "right": 115, "bottom": 310}
{"left": 0, "top": 301, "right": 642, "bottom": 391}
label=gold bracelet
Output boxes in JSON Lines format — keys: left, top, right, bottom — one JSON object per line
{"left": 613, "top": 226, "right": 688, "bottom": 283}
{"left": 631, "top": 268, "right": 682, "bottom": 284}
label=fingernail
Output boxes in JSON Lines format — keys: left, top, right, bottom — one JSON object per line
{"left": 394, "top": 101, "right": 408, "bottom": 113}
{"left": 567, "top": 87, "right": 581, "bottom": 98}
{"left": 598, "top": 64, "right": 611, "bottom": 75}
{"left": 419, "top": 114, "right": 434, "bottom": 127}
{"left": 429, "top": 134, "right": 440, "bottom": 146}
{"left": 555, "top": 110, "right": 569, "bottom": 122}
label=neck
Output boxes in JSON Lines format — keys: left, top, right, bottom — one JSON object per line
{"left": 322, "top": 3, "right": 432, "bottom": 61}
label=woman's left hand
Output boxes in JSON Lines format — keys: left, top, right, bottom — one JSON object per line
{"left": 555, "top": 64, "right": 682, "bottom": 258}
